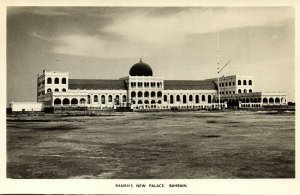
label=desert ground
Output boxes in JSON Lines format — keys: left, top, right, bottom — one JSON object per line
{"left": 7, "top": 111, "right": 295, "bottom": 178}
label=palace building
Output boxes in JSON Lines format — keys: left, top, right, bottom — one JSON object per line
{"left": 29, "top": 59, "right": 287, "bottom": 112}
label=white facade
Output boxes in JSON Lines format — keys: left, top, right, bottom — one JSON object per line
{"left": 218, "top": 75, "right": 254, "bottom": 95}
{"left": 10, "top": 101, "right": 44, "bottom": 112}
{"left": 31, "top": 64, "right": 288, "bottom": 111}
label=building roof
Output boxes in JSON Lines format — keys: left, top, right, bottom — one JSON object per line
{"left": 68, "top": 79, "right": 217, "bottom": 91}
{"left": 69, "top": 79, "right": 127, "bottom": 90}
{"left": 129, "top": 59, "right": 153, "bottom": 76}
{"left": 164, "top": 80, "right": 217, "bottom": 90}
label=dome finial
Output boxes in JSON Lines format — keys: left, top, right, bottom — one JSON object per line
{"left": 140, "top": 58, "right": 142, "bottom": 62}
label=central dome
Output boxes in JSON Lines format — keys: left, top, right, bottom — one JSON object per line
{"left": 129, "top": 59, "right": 153, "bottom": 76}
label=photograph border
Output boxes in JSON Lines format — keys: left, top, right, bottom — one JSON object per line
{"left": 1, "top": 0, "right": 299, "bottom": 194}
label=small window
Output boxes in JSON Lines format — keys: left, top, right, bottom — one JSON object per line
{"left": 238, "top": 80, "right": 241, "bottom": 85}
{"left": 101, "top": 95, "right": 105, "bottom": 104}
{"left": 131, "top": 91, "right": 136, "bottom": 97}
{"left": 94, "top": 95, "right": 98, "bottom": 102}
{"left": 54, "top": 88, "right": 59, "bottom": 92}
{"left": 157, "top": 91, "right": 162, "bottom": 98}
{"left": 62, "top": 88, "right": 66, "bottom": 92}
{"left": 62, "top": 78, "right": 67, "bottom": 84}
{"left": 164, "top": 95, "right": 167, "bottom": 102}
{"left": 47, "top": 77, "right": 52, "bottom": 84}
{"left": 202, "top": 95, "right": 205, "bottom": 101}
{"left": 243, "top": 80, "right": 247, "bottom": 85}
{"left": 54, "top": 78, "right": 59, "bottom": 84}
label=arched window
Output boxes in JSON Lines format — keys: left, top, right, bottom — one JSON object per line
{"left": 54, "top": 98, "right": 61, "bottom": 105}
{"left": 157, "top": 82, "right": 160, "bottom": 88}
{"left": 249, "top": 89, "right": 252, "bottom": 93}
{"left": 63, "top": 98, "right": 70, "bottom": 106}
{"left": 145, "top": 100, "right": 149, "bottom": 104}
{"left": 249, "top": 80, "right": 252, "bottom": 85}
{"left": 246, "top": 98, "right": 249, "bottom": 103}
{"left": 138, "top": 100, "right": 143, "bottom": 104}
{"left": 80, "top": 98, "right": 86, "bottom": 104}
{"left": 263, "top": 98, "right": 268, "bottom": 103}
{"left": 176, "top": 95, "right": 180, "bottom": 102}
{"left": 238, "top": 89, "right": 241, "bottom": 94}
{"left": 243, "top": 80, "right": 247, "bottom": 85}
{"left": 138, "top": 91, "right": 143, "bottom": 98}
{"left": 151, "top": 100, "right": 155, "bottom": 104}
{"left": 115, "top": 95, "right": 120, "bottom": 105}
{"left": 202, "top": 95, "right": 205, "bottom": 101}
{"left": 183, "top": 95, "right": 187, "bottom": 104}
{"left": 196, "top": 95, "right": 199, "bottom": 103}
{"left": 94, "top": 95, "right": 98, "bottom": 103}
{"left": 275, "top": 98, "right": 280, "bottom": 104}
{"left": 269, "top": 98, "right": 274, "bottom": 104}
{"left": 123, "top": 95, "right": 126, "bottom": 102}
{"left": 71, "top": 98, "right": 78, "bottom": 105}
{"left": 164, "top": 95, "right": 168, "bottom": 102}
{"left": 189, "top": 95, "right": 193, "bottom": 102}
{"left": 47, "top": 88, "right": 52, "bottom": 93}
{"left": 170, "top": 95, "right": 174, "bottom": 104}
{"left": 47, "top": 77, "right": 52, "bottom": 84}
{"left": 62, "top": 78, "right": 66, "bottom": 84}
{"left": 208, "top": 95, "right": 212, "bottom": 103}
{"left": 54, "top": 77, "right": 59, "bottom": 84}
{"left": 54, "top": 88, "right": 59, "bottom": 92}
{"left": 87, "top": 95, "right": 91, "bottom": 104}
{"left": 254, "top": 98, "right": 258, "bottom": 103}
{"left": 157, "top": 91, "right": 162, "bottom": 98}
{"left": 238, "top": 80, "right": 241, "bottom": 85}
{"left": 151, "top": 91, "right": 156, "bottom": 98}
{"left": 244, "top": 89, "right": 247, "bottom": 93}
{"left": 132, "top": 100, "right": 136, "bottom": 104}
{"left": 131, "top": 91, "right": 136, "bottom": 97}
{"left": 62, "top": 88, "right": 66, "bottom": 92}
{"left": 144, "top": 91, "right": 149, "bottom": 97}
{"left": 101, "top": 95, "right": 105, "bottom": 104}
{"left": 158, "top": 100, "right": 162, "bottom": 104}
{"left": 108, "top": 95, "right": 112, "bottom": 102}
{"left": 281, "top": 98, "right": 286, "bottom": 104}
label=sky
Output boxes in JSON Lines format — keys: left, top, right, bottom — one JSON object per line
{"left": 6, "top": 7, "right": 295, "bottom": 103}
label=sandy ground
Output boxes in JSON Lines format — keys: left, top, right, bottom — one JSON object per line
{"left": 7, "top": 111, "right": 295, "bottom": 178}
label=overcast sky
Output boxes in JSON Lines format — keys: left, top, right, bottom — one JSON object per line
{"left": 7, "top": 7, "right": 295, "bottom": 103}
